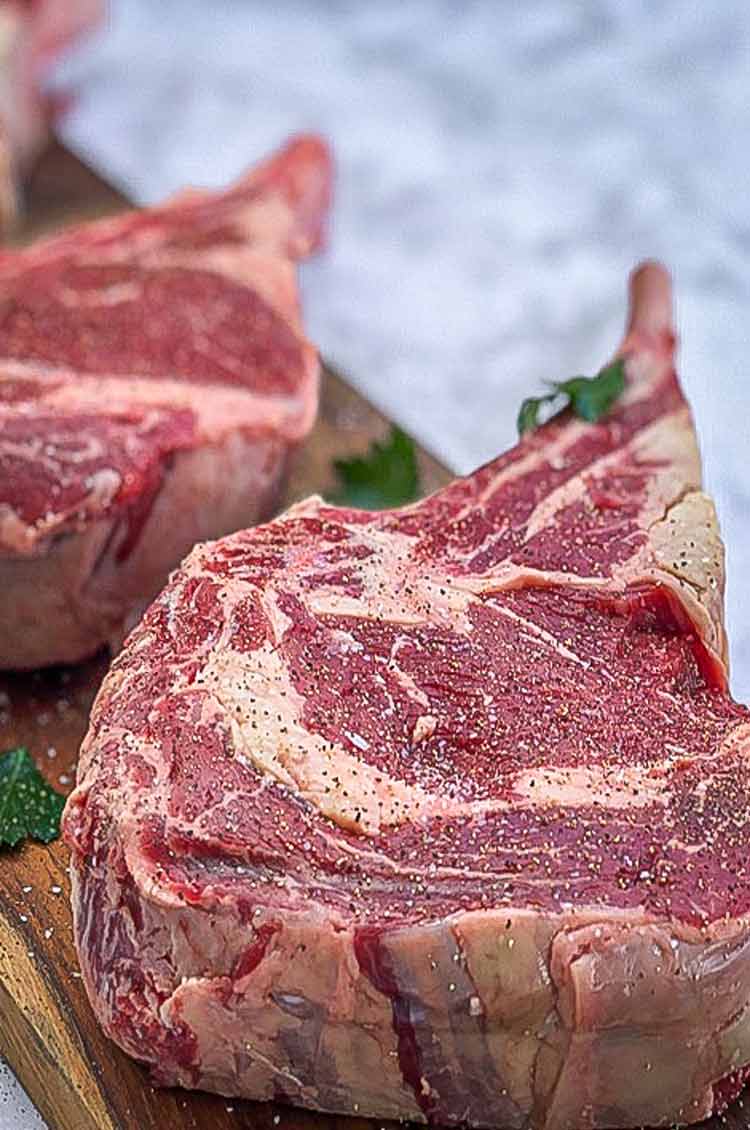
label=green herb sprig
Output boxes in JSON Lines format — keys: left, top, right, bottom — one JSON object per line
{"left": 0, "top": 748, "right": 66, "bottom": 848}
{"left": 517, "top": 359, "right": 626, "bottom": 436}
{"left": 332, "top": 426, "right": 420, "bottom": 509}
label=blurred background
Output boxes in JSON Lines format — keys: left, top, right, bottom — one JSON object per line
{"left": 2, "top": 1, "right": 750, "bottom": 1123}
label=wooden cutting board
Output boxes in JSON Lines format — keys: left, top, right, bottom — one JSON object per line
{"left": 0, "top": 144, "right": 745, "bottom": 1130}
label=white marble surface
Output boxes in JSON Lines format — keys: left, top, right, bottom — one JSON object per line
{"left": 4, "top": 1, "right": 750, "bottom": 1125}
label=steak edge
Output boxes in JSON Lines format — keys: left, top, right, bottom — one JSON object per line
{"left": 64, "top": 263, "right": 750, "bottom": 1128}
{"left": 0, "top": 133, "right": 333, "bottom": 668}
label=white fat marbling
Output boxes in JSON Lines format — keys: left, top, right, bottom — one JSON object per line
{"left": 4, "top": 2, "right": 750, "bottom": 1124}
{"left": 52, "top": 0, "right": 750, "bottom": 694}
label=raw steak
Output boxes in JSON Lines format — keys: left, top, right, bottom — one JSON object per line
{"left": 64, "top": 263, "right": 750, "bottom": 1129}
{"left": 0, "top": 0, "right": 103, "bottom": 228}
{"left": 0, "top": 133, "right": 332, "bottom": 669}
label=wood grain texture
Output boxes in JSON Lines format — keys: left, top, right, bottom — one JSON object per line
{"left": 0, "top": 142, "right": 746, "bottom": 1130}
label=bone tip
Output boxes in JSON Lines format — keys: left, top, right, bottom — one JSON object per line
{"left": 627, "top": 260, "right": 674, "bottom": 339}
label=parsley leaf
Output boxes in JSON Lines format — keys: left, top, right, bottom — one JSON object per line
{"left": 0, "top": 748, "right": 66, "bottom": 848}
{"left": 517, "top": 397, "right": 543, "bottom": 436}
{"left": 332, "top": 426, "right": 420, "bottom": 509}
{"left": 518, "top": 359, "right": 626, "bottom": 435}
{"left": 553, "top": 360, "right": 626, "bottom": 422}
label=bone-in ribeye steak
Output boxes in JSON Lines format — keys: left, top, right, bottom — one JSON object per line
{"left": 0, "top": 133, "right": 332, "bottom": 668}
{"left": 64, "top": 263, "right": 750, "bottom": 1129}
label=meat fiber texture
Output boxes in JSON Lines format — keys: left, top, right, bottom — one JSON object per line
{"left": 0, "top": 132, "right": 333, "bottom": 669}
{"left": 0, "top": 0, "right": 103, "bottom": 229}
{"left": 64, "top": 263, "right": 750, "bottom": 1128}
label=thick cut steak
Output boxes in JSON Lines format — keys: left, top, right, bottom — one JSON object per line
{"left": 64, "top": 264, "right": 750, "bottom": 1129}
{"left": 0, "top": 133, "right": 332, "bottom": 668}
